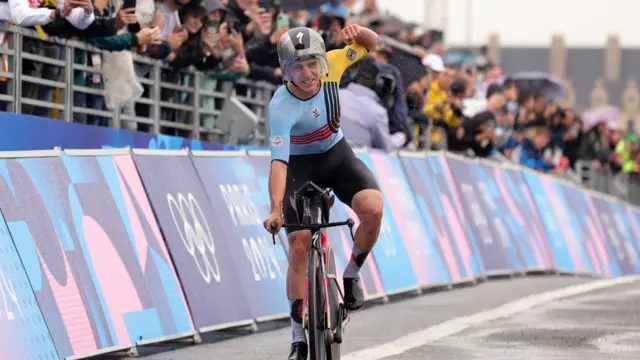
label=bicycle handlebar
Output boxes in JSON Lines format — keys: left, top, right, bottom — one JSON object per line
{"left": 269, "top": 219, "right": 356, "bottom": 245}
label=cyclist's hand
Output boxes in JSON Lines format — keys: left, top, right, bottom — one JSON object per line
{"left": 264, "top": 212, "right": 283, "bottom": 234}
{"left": 340, "top": 24, "right": 361, "bottom": 45}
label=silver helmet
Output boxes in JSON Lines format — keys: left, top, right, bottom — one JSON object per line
{"left": 277, "top": 27, "right": 329, "bottom": 82}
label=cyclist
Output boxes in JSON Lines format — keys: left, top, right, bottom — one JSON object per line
{"left": 263, "top": 24, "right": 383, "bottom": 360}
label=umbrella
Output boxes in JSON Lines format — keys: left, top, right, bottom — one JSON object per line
{"left": 280, "top": 0, "right": 340, "bottom": 11}
{"left": 509, "top": 71, "right": 569, "bottom": 101}
{"left": 580, "top": 105, "right": 620, "bottom": 132}
{"left": 364, "top": 14, "right": 405, "bottom": 37}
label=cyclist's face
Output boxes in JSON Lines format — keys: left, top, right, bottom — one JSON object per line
{"left": 289, "top": 58, "right": 321, "bottom": 93}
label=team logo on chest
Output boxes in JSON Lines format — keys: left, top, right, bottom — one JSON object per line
{"left": 322, "top": 82, "right": 341, "bottom": 133}
{"left": 312, "top": 107, "right": 320, "bottom": 119}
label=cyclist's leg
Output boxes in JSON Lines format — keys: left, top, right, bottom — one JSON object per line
{"left": 283, "top": 155, "right": 318, "bottom": 359}
{"left": 327, "top": 140, "right": 383, "bottom": 310}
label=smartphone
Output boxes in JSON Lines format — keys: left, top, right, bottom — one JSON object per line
{"left": 123, "top": 0, "right": 140, "bottom": 33}
{"left": 207, "top": 20, "right": 220, "bottom": 33}
{"left": 277, "top": 13, "right": 289, "bottom": 28}
{"left": 225, "top": 20, "right": 238, "bottom": 37}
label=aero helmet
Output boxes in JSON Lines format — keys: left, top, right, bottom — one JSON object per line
{"left": 277, "top": 27, "right": 329, "bottom": 82}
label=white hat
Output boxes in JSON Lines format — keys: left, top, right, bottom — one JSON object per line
{"left": 422, "top": 53, "right": 444, "bottom": 72}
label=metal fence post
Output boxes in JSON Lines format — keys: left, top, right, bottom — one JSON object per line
{"left": 12, "top": 32, "right": 22, "bottom": 114}
{"left": 152, "top": 63, "right": 161, "bottom": 134}
{"left": 63, "top": 43, "right": 73, "bottom": 122}
{"left": 193, "top": 71, "right": 201, "bottom": 140}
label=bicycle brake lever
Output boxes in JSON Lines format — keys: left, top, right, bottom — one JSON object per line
{"left": 269, "top": 221, "right": 278, "bottom": 245}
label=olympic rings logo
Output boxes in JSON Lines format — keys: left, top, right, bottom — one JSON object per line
{"left": 167, "top": 193, "right": 221, "bottom": 284}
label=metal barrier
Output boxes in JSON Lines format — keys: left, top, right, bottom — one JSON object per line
{"left": 575, "top": 159, "right": 640, "bottom": 205}
{"left": 0, "top": 23, "right": 277, "bottom": 145}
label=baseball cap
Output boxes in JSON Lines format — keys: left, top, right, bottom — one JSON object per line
{"left": 422, "top": 53, "right": 444, "bottom": 72}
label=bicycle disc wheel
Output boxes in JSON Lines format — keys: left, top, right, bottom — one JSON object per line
{"left": 307, "top": 250, "right": 327, "bottom": 360}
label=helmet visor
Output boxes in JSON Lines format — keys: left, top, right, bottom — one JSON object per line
{"left": 282, "top": 54, "right": 329, "bottom": 82}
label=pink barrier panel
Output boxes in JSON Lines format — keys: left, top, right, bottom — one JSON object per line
{"left": 0, "top": 151, "right": 195, "bottom": 359}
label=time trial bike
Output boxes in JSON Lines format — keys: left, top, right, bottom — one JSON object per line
{"left": 270, "top": 181, "right": 356, "bottom": 360}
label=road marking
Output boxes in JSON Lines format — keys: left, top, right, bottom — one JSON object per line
{"left": 342, "top": 275, "right": 640, "bottom": 360}
{"left": 591, "top": 332, "right": 640, "bottom": 353}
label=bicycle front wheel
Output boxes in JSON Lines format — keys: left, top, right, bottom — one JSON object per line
{"left": 307, "top": 250, "right": 327, "bottom": 360}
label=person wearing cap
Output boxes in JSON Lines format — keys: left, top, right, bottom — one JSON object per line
{"left": 339, "top": 55, "right": 406, "bottom": 151}
{"left": 262, "top": 23, "right": 380, "bottom": 360}
{"left": 420, "top": 58, "right": 455, "bottom": 147}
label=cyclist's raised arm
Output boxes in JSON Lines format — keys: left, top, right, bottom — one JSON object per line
{"left": 324, "top": 25, "right": 378, "bottom": 82}
{"left": 347, "top": 25, "right": 379, "bottom": 52}
{"left": 267, "top": 97, "right": 295, "bottom": 215}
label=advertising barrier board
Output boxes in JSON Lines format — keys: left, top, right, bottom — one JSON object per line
{"left": 366, "top": 151, "right": 451, "bottom": 287}
{"left": 0, "top": 146, "right": 637, "bottom": 359}
{"left": 588, "top": 194, "right": 640, "bottom": 275}
{"left": 0, "top": 151, "right": 195, "bottom": 359}
{"left": 445, "top": 156, "right": 525, "bottom": 274}
{"left": 0, "top": 207, "right": 58, "bottom": 360}
{"left": 523, "top": 172, "right": 598, "bottom": 274}
{"left": 132, "top": 150, "right": 255, "bottom": 329}
{"left": 351, "top": 152, "right": 420, "bottom": 293}
{"left": 190, "top": 153, "right": 290, "bottom": 320}
{"left": 491, "top": 166, "right": 555, "bottom": 270}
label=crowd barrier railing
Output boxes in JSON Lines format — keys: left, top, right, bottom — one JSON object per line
{"left": 1, "top": 146, "right": 639, "bottom": 360}
{"left": 0, "top": 24, "right": 276, "bottom": 144}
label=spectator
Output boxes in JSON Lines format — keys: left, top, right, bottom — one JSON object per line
{"left": 461, "top": 83, "right": 506, "bottom": 157}
{"left": 9, "top": 0, "right": 96, "bottom": 117}
{"left": 340, "top": 56, "right": 405, "bottom": 151}
{"left": 369, "top": 40, "right": 410, "bottom": 144}
{"left": 244, "top": 0, "right": 286, "bottom": 84}
{"left": 421, "top": 59, "right": 456, "bottom": 148}
{"left": 578, "top": 120, "right": 612, "bottom": 169}
{"left": 520, "top": 126, "right": 555, "bottom": 172}
{"left": 560, "top": 108, "right": 583, "bottom": 168}
{"left": 8, "top": 0, "right": 94, "bottom": 29}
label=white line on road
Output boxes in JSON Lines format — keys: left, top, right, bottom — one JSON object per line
{"left": 342, "top": 275, "right": 640, "bottom": 360}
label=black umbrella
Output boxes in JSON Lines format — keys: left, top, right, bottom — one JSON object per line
{"left": 379, "top": 36, "right": 426, "bottom": 87}
{"left": 280, "top": 0, "right": 340, "bottom": 11}
{"left": 509, "top": 71, "right": 569, "bottom": 101}
{"left": 364, "top": 14, "right": 406, "bottom": 37}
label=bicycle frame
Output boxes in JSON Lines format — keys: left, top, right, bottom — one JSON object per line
{"left": 270, "top": 181, "right": 355, "bottom": 353}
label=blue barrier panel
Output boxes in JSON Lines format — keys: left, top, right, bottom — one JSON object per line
{"left": 398, "top": 152, "right": 481, "bottom": 283}
{"left": 624, "top": 204, "right": 640, "bottom": 264}
{"left": 445, "top": 156, "right": 526, "bottom": 273}
{"left": 553, "top": 178, "right": 619, "bottom": 276}
{"left": 190, "top": 151, "right": 290, "bottom": 320}
{"left": 365, "top": 151, "right": 451, "bottom": 287}
{"left": 588, "top": 194, "right": 640, "bottom": 274}
{"left": 131, "top": 150, "right": 254, "bottom": 329}
{"left": 348, "top": 151, "right": 419, "bottom": 293}
{"left": 244, "top": 151, "right": 387, "bottom": 300}
{"left": 0, "top": 112, "right": 227, "bottom": 151}
{"left": 0, "top": 208, "right": 59, "bottom": 360}
{"left": 493, "top": 166, "right": 556, "bottom": 270}
{"left": 0, "top": 151, "right": 195, "bottom": 359}
{"left": 522, "top": 171, "right": 606, "bottom": 275}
